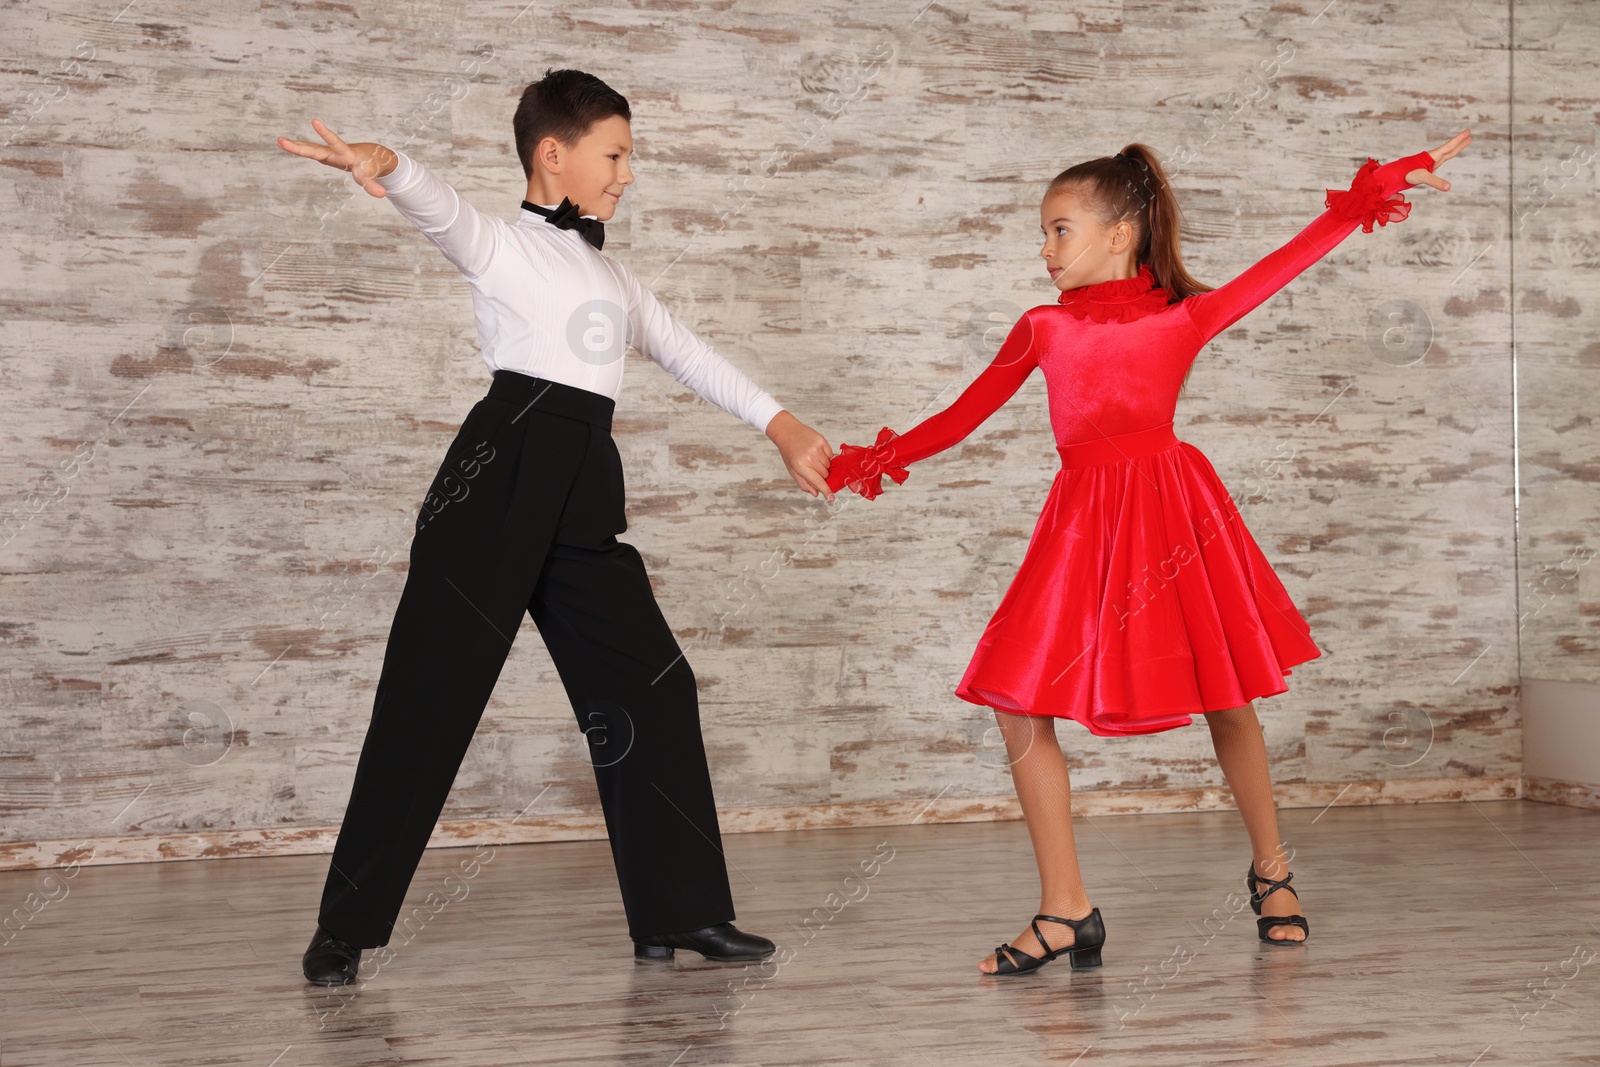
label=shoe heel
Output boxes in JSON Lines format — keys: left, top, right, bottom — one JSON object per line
{"left": 1067, "top": 946, "right": 1102, "bottom": 970}
{"left": 634, "top": 942, "right": 674, "bottom": 961}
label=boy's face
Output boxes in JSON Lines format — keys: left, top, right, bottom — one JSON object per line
{"left": 538, "top": 114, "right": 634, "bottom": 221}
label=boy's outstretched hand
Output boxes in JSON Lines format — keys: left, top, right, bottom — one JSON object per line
{"left": 766, "top": 411, "right": 835, "bottom": 502}
{"left": 277, "top": 117, "right": 397, "bottom": 198}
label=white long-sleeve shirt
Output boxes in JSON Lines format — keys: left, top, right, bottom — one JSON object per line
{"left": 372, "top": 149, "right": 785, "bottom": 434}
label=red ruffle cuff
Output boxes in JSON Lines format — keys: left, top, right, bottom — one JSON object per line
{"left": 826, "top": 426, "right": 908, "bottom": 500}
{"left": 1325, "top": 152, "right": 1436, "bottom": 233}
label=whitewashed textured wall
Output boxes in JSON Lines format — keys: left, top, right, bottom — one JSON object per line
{"left": 2, "top": 0, "right": 1562, "bottom": 863}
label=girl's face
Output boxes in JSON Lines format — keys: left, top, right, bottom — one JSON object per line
{"left": 1038, "top": 186, "right": 1137, "bottom": 293}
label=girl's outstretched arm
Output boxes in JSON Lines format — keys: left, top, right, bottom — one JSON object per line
{"left": 827, "top": 308, "right": 1043, "bottom": 499}
{"left": 1183, "top": 130, "right": 1471, "bottom": 344}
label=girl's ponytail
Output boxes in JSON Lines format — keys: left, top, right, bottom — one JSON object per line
{"left": 1117, "top": 144, "right": 1209, "bottom": 301}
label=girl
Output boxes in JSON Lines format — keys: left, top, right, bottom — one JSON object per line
{"left": 826, "top": 129, "right": 1472, "bottom": 974}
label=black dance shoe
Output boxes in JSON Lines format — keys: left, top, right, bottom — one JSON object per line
{"left": 633, "top": 921, "right": 776, "bottom": 962}
{"left": 302, "top": 923, "right": 363, "bottom": 985}
{"left": 989, "top": 908, "right": 1106, "bottom": 975}
{"left": 1246, "top": 864, "right": 1310, "bottom": 945}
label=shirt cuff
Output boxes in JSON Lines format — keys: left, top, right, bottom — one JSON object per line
{"left": 749, "top": 395, "right": 785, "bottom": 435}
{"left": 375, "top": 148, "right": 417, "bottom": 192}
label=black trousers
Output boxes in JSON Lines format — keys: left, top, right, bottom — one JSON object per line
{"left": 316, "top": 370, "right": 736, "bottom": 948}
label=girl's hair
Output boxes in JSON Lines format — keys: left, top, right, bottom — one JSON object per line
{"left": 1046, "top": 143, "right": 1210, "bottom": 302}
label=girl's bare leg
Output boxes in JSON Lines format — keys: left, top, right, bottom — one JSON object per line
{"left": 978, "top": 708, "right": 1095, "bottom": 972}
{"left": 1202, "top": 701, "right": 1306, "bottom": 941}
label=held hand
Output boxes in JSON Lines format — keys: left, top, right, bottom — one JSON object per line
{"left": 765, "top": 411, "right": 836, "bottom": 502}
{"left": 1408, "top": 128, "right": 1472, "bottom": 190}
{"left": 827, "top": 429, "right": 908, "bottom": 501}
{"left": 276, "top": 117, "right": 396, "bottom": 198}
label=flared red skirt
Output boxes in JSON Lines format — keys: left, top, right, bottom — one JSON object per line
{"left": 955, "top": 421, "right": 1321, "bottom": 736}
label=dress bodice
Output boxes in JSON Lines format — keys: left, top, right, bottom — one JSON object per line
{"left": 1033, "top": 265, "right": 1200, "bottom": 446}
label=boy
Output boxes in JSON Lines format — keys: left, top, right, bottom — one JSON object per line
{"left": 278, "top": 68, "right": 833, "bottom": 985}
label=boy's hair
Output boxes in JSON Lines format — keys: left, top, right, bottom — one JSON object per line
{"left": 1047, "top": 144, "right": 1210, "bottom": 303}
{"left": 513, "top": 68, "right": 631, "bottom": 179}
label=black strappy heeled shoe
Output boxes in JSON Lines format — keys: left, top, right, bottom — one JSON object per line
{"left": 1246, "top": 864, "right": 1310, "bottom": 945}
{"left": 989, "top": 907, "right": 1106, "bottom": 975}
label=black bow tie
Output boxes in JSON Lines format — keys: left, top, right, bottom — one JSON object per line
{"left": 521, "top": 197, "right": 605, "bottom": 250}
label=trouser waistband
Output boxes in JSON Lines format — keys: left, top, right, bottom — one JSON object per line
{"left": 487, "top": 369, "right": 614, "bottom": 430}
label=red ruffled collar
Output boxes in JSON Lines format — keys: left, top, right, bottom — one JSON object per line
{"left": 1056, "top": 264, "right": 1172, "bottom": 323}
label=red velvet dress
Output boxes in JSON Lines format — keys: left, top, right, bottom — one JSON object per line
{"left": 826, "top": 150, "right": 1437, "bottom": 736}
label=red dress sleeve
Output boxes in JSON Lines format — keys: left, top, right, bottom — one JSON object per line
{"left": 827, "top": 309, "right": 1043, "bottom": 499}
{"left": 1183, "top": 150, "right": 1438, "bottom": 344}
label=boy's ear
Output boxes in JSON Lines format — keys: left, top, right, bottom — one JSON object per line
{"left": 534, "top": 134, "right": 565, "bottom": 175}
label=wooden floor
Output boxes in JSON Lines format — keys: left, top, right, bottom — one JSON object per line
{"left": 1, "top": 800, "right": 1597, "bottom": 1066}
